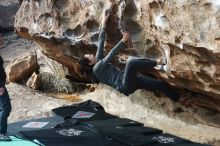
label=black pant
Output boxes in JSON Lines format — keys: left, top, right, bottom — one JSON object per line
{"left": 121, "top": 58, "right": 180, "bottom": 102}
{"left": 0, "top": 86, "right": 11, "bottom": 134}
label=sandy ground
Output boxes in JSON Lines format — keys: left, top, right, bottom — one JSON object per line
{"left": 0, "top": 32, "right": 220, "bottom": 145}
{"left": 0, "top": 32, "right": 74, "bottom": 123}
{"left": 7, "top": 83, "right": 71, "bottom": 123}
{"left": 0, "top": 32, "right": 35, "bottom": 65}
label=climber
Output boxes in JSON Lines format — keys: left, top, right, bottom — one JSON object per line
{"left": 79, "top": 8, "right": 190, "bottom": 104}
{"left": 0, "top": 56, "right": 12, "bottom": 141}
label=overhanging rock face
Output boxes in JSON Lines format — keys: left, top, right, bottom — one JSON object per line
{"left": 15, "top": 0, "right": 220, "bottom": 110}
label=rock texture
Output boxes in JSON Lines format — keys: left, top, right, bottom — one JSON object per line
{"left": 6, "top": 51, "right": 39, "bottom": 82}
{"left": 0, "top": 0, "right": 19, "bottom": 31}
{"left": 15, "top": 0, "right": 220, "bottom": 110}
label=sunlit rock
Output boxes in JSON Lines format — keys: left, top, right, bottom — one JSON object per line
{"left": 6, "top": 51, "right": 39, "bottom": 82}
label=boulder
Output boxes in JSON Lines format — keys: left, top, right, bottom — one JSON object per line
{"left": 6, "top": 51, "right": 39, "bottom": 82}
{"left": 26, "top": 72, "right": 76, "bottom": 93}
{"left": 14, "top": 0, "right": 220, "bottom": 110}
{"left": 26, "top": 71, "right": 93, "bottom": 93}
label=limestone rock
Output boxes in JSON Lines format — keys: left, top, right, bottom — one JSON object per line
{"left": 0, "top": 0, "right": 19, "bottom": 31}
{"left": 6, "top": 51, "right": 39, "bottom": 82}
{"left": 15, "top": 0, "right": 220, "bottom": 110}
{"left": 26, "top": 72, "right": 40, "bottom": 90}
{"left": 26, "top": 71, "right": 93, "bottom": 93}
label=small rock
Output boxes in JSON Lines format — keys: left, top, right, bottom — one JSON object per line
{"left": 6, "top": 51, "right": 39, "bottom": 82}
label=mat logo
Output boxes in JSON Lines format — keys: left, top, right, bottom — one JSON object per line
{"left": 152, "top": 136, "right": 175, "bottom": 144}
{"left": 56, "top": 128, "right": 84, "bottom": 136}
{"left": 72, "top": 111, "right": 95, "bottom": 119}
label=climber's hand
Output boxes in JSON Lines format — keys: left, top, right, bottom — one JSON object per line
{"left": 0, "top": 87, "right": 5, "bottom": 96}
{"left": 102, "top": 3, "right": 114, "bottom": 28}
{"left": 122, "top": 31, "right": 130, "bottom": 43}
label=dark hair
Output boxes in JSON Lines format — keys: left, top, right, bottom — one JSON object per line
{"left": 0, "top": 56, "right": 6, "bottom": 83}
{"left": 79, "top": 57, "right": 92, "bottom": 76}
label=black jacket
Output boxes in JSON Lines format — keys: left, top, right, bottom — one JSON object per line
{"left": 0, "top": 55, "right": 6, "bottom": 86}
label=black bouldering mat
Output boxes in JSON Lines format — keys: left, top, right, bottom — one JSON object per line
{"left": 85, "top": 118, "right": 144, "bottom": 128}
{"left": 53, "top": 100, "right": 105, "bottom": 112}
{"left": 147, "top": 133, "right": 196, "bottom": 146}
{"left": 52, "top": 100, "right": 117, "bottom": 122}
{"left": 97, "top": 126, "right": 162, "bottom": 146}
{"left": 19, "top": 125, "right": 127, "bottom": 146}
{"left": 8, "top": 116, "right": 63, "bottom": 136}
{"left": 85, "top": 118, "right": 162, "bottom": 146}
{"left": 12, "top": 100, "right": 211, "bottom": 146}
